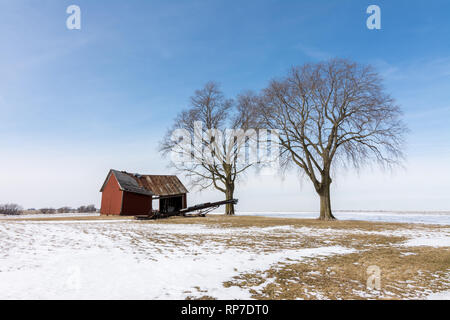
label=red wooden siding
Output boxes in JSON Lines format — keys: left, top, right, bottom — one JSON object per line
{"left": 121, "top": 192, "right": 152, "bottom": 216}
{"left": 100, "top": 174, "right": 123, "bottom": 215}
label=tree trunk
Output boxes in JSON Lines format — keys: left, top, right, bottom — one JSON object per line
{"left": 225, "top": 185, "right": 235, "bottom": 216}
{"left": 317, "top": 181, "right": 336, "bottom": 221}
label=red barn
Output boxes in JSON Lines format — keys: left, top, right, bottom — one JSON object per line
{"left": 100, "top": 169, "right": 188, "bottom": 216}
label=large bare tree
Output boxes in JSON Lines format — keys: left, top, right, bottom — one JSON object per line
{"left": 259, "top": 59, "right": 407, "bottom": 220}
{"left": 160, "top": 82, "right": 259, "bottom": 215}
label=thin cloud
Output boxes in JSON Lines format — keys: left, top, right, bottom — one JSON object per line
{"left": 295, "top": 44, "right": 332, "bottom": 60}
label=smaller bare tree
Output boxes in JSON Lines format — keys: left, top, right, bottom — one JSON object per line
{"left": 160, "top": 82, "right": 260, "bottom": 215}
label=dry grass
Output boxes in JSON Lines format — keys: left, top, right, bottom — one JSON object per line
{"left": 8, "top": 214, "right": 446, "bottom": 231}
{"left": 5, "top": 214, "right": 447, "bottom": 238}
{"left": 152, "top": 215, "right": 446, "bottom": 232}
{"left": 156, "top": 216, "right": 449, "bottom": 299}
{"left": 222, "top": 233, "right": 450, "bottom": 300}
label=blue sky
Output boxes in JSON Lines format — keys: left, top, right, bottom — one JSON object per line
{"left": 0, "top": 0, "right": 449, "bottom": 211}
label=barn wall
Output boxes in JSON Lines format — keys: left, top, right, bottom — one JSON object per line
{"left": 121, "top": 192, "right": 152, "bottom": 215}
{"left": 100, "top": 174, "right": 123, "bottom": 215}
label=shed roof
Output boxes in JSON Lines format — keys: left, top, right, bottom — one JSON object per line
{"left": 100, "top": 170, "right": 188, "bottom": 197}
{"left": 135, "top": 174, "right": 189, "bottom": 196}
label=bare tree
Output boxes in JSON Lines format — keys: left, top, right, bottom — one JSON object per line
{"left": 39, "top": 208, "right": 56, "bottom": 214}
{"left": 259, "top": 59, "right": 407, "bottom": 220}
{"left": 85, "top": 205, "right": 97, "bottom": 213}
{"left": 76, "top": 205, "right": 96, "bottom": 213}
{"left": 160, "top": 82, "right": 259, "bottom": 215}
{"left": 0, "top": 204, "right": 23, "bottom": 215}
{"left": 58, "top": 207, "right": 72, "bottom": 213}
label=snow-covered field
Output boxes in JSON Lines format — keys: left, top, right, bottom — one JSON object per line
{"left": 0, "top": 212, "right": 100, "bottom": 220}
{"left": 236, "top": 211, "right": 450, "bottom": 225}
{"left": 0, "top": 220, "right": 353, "bottom": 299}
{"left": 0, "top": 217, "right": 448, "bottom": 300}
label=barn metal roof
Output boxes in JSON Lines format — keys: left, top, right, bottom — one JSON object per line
{"left": 100, "top": 170, "right": 153, "bottom": 196}
{"left": 100, "top": 170, "right": 188, "bottom": 197}
{"left": 134, "top": 175, "right": 189, "bottom": 196}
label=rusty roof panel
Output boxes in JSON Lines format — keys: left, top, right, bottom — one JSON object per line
{"left": 118, "top": 171, "right": 188, "bottom": 196}
{"left": 138, "top": 175, "right": 188, "bottom": 196}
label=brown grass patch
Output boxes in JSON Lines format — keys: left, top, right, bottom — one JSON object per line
{"left": 6, "top": 214, "right": 446, "bottom": 233}
{"left": 225, "top": 246, "right": 450, "bottom": 300}
{"left": 152, "top": 215, "right": 446, "bottom": 232}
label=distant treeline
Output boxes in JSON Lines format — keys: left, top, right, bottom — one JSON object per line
{"left": 0, "top": 204, "right": 98, "bottom": 215}
{"left": 0, "top": 204, "right": 23, "bottom": 215}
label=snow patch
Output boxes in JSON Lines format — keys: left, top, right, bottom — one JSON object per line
{"left": 425, "top": 291, "right": 450, "bottom": 300}
{"left": 0, "top": 221, "right": 354, "bottom": 300}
